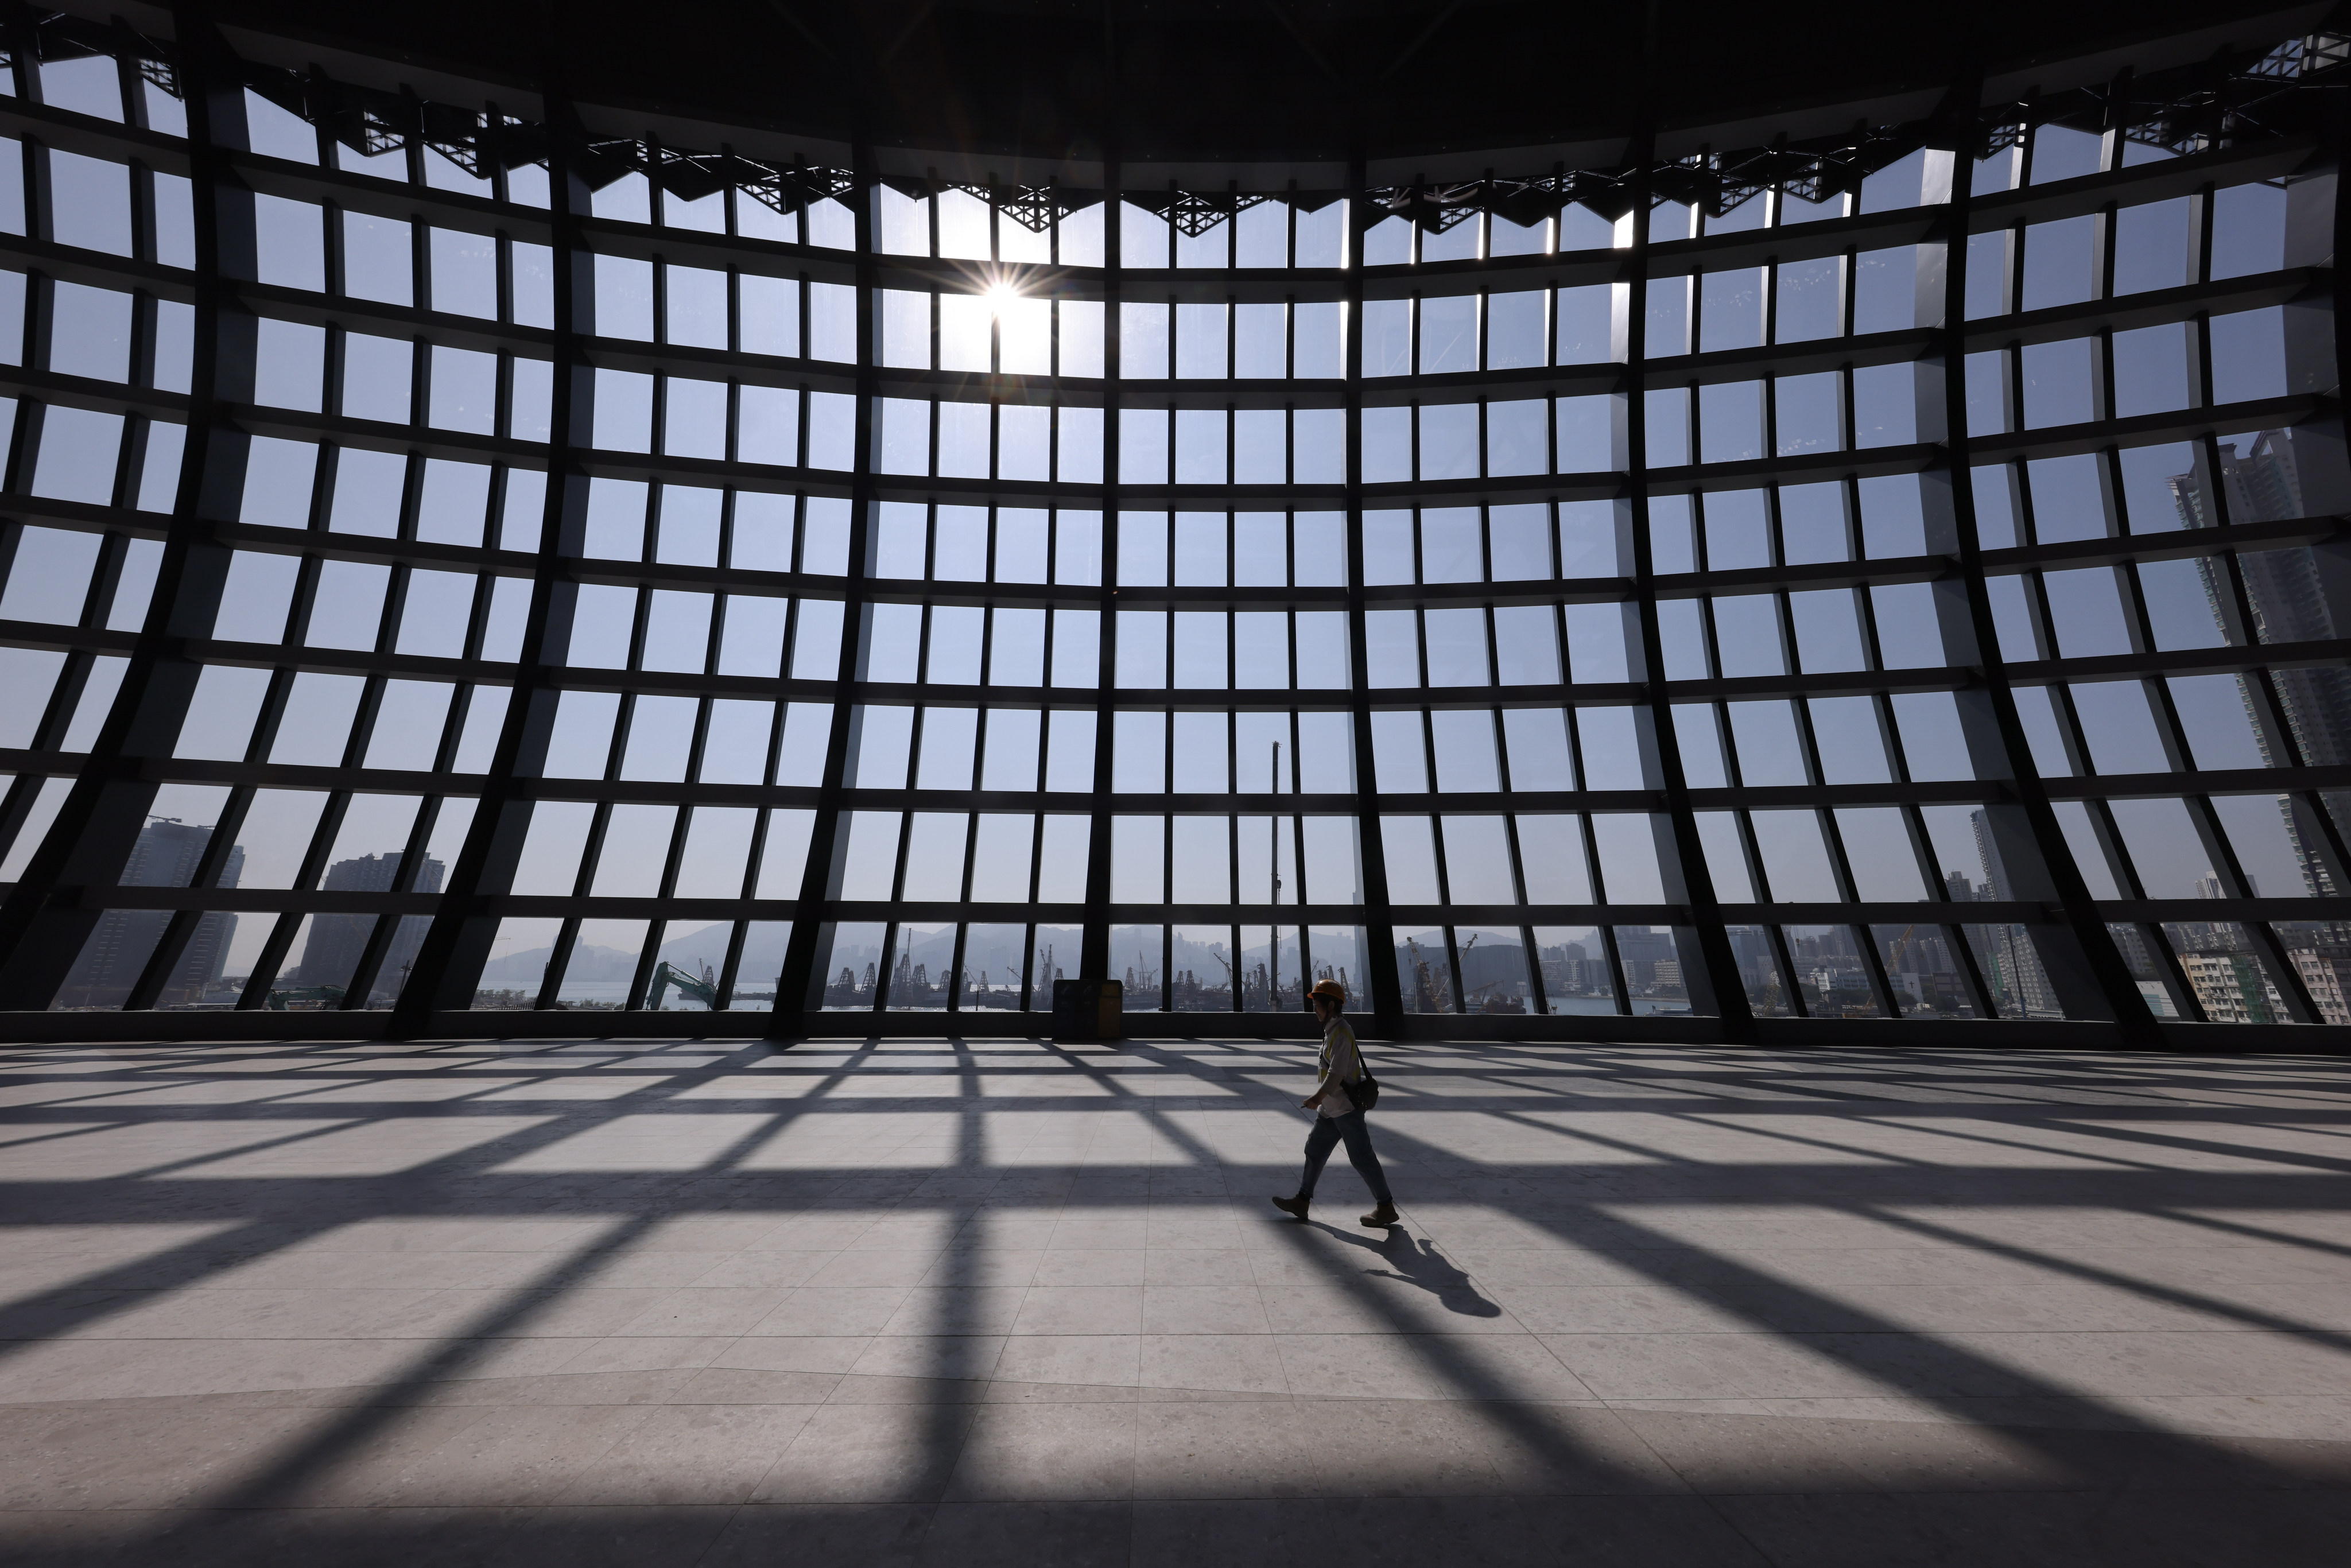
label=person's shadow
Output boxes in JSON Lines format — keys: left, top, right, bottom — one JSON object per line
{"left": 1318, "top": 1223, "right": 1503, "bottom": 1318}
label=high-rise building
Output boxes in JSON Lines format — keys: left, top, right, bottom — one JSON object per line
{"left": 2172, "top": 431, "right": 2351, "bottom": 900}
{"left": 291, "top": 853, "right": 447, "bottom": 1003}
{"left": 2290, "top": 945, "right": 2351, "bottom": 1026}
{"left": 53, "top": 820, "right": 244, "bottom": 1009}
{"left": 1612, "top": 928, "right": 1678, "bottom": 992}
{"left": 2179, "top": 950, "right": 2285, "bottom": 1024}
{"left": 1967, "top": 810, "right": 2062, "bottom": 1018}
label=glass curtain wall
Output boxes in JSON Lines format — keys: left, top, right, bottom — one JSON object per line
{"left": 0, "top": 15, "right": 2344, "bottom": 1038}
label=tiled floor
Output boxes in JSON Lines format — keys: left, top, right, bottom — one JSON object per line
{"left": 3, "top": 1035, "right": 2349, "bottom": 1565}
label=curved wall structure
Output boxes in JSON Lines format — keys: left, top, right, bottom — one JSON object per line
{"left": 0, "top": 3, "right": 2345, "bottom": 1043}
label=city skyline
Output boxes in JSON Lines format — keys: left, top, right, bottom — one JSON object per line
{"left": 0, "top": 15, "right": 2341, "bottom": 1038}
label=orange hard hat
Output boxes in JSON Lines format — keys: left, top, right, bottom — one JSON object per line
{"left": 1309, "top": 979, "right": 1347, "bottom": 1002}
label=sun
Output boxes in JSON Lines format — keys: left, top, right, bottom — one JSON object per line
{"left": 983, "top": 280, "right": 1020, "bottom": 310}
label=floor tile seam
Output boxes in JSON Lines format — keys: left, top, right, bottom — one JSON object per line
{"left": 1685, "top": 1482, "right": 1844, "bottom": 1567}
{"left": 1504, "top": 1335, "right": 2351, "bottom": 1344}
{"left": 744, "top": 1379, "right": 984, "bottom": 1499}
{"left": 1698, "top": 1482, "right": 2351, "bottom": 1502}
{"left": 1546, "top": 1380, "right": 1801, "bottom": 1523}
{"left": 1582, "top": 1406, "right": 2351, "bottom": 1449}
{"left": 1491, "top": 1326, "right": 1607, "bottom": 1400}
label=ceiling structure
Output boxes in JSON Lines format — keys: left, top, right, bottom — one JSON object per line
{"left": 205, "top": 0, "right": 2313, "bottom": 166}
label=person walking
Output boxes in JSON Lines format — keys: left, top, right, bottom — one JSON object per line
{"left": 1272, "top": 978, "right": 1399, "bottom": 1227}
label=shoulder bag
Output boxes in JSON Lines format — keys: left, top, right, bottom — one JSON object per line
{"left": 1342, "top": 1033, "right": 1380, "bottom": 1113}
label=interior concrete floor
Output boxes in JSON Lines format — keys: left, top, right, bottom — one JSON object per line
{"left": 1, "top": 1034, "right": 2348, "bottom": 1566}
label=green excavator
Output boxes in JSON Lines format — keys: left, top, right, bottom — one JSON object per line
{"left": 648, "top": 960, "right": 719, "bottom": 1010}
{"left": 263, "top": 985, "right": 344, "bottom": 1010}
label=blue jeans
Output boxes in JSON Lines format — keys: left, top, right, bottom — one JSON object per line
{"left": 1298, "top": 1110, "right": 1392, "bottom": 1205}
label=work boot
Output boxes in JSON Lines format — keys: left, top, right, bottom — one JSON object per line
{"left": 1270, "top": 1194, "right": 1310, "bottom": 1220}
{"left": 1359, "top": 1202, "right": 1399, "bottom": 1228}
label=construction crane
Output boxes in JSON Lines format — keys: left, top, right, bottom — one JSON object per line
{"left": 1464, "top": 980, "right": 1519, "bottom": 1012}
{"left": 649, "top": 960, "right": 719, "bottom": 1010}
{"left": 1402, "top": 936, "right": 1447, "bottom": 1012}
{"left": 1208, "top": 946, "right": 1235, "bottom": 1003}
{"left": 1454, "top": 933, "right": 1527, "bottom": 1013}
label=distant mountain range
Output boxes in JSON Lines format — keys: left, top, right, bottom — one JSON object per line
{"left": 475, "top": 919, "right": 1380, "bottom": 989}
{"left": 479, "top": 920, "right": 785, "bottom": 984}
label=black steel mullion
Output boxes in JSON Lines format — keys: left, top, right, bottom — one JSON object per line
{"left": 1159, "top": 799, "right": 1174, "bottom": 937}
{"left": 1436, "top": 921, "right": 1467, "bottom": 1015}
{"left": 1930, "top": 73, "right": 2157, "bottom": 1039}
{"left": 235, "top": 785, "right": 352, "bottom": 1010}
{"left": 122, "top": 780, "right": 258, "bottom": 1012}
{"left": 2138, "top": 917, "right": 2210, "bottom": 1023}
{"left": 1230, "top": 917, "right": 1246, "bottom": 1011}
{"left": 232, "top": 914, "right": 305, "bottom": 1011}
{"left": 1225, "top": 723, "right": 1244, "bottom": 945}
{"left": 719, "top": 700, "right": 790, "bottom": 1010}
{"left": 1519, "top": 914, "right": 1549, "bottom": 1015}
{"left": 1158, "top": 919, "right": 1173, "bottom": 1014}
{"left": 1592, "top": 920, "right": 1633, "bottom": 1018}
{"left": 2206, "top": 544, "right": 2269, "bottom": 657}
{"left": 532, "top": 914, "right": 583, "bottom": 1011}
{"left": 8, "top": 515, "right": 132, "bottom": 865}
{"left": 1569, "top": 785, "right": 1628, "bottom": 1015}
{"left": 335, "top": 549, "right": 406, "bottom": 779}
{"left": 712, "top": 915, "right": 750, "bottom": 1013}
{"left": 2081, "top": 791, "right": 2144, "bottom": 895}
{"left": 872, "top": 918, "right": 900, "bottom": 1012}
{"left": 0, "top": 747, "right": 69, "bottom": 874}
{"left": 1340, "top": 158, "right": 1403, "bottom": 1033}
{"left": 1617, "top": 112, "right": 1752, "bottom": 1043}
{"left": 28, "top": 644, "right": 96, "bottom": 762}
{"left": 642, "top": 668, "right": 717, "bottom": 973}
{"left": 2237, "top": 907, "right": 2326, "bottom": 1026}
{"left": 871, "top": 805, "right": 915, "bottom": 1009}
{"left": 2115, "top": 554, "right": 2163, "bottom": 657}
{"left": 2290, "top": 785, "right": 2351, "bottom": 899}
{"left": 629, "top": 700, "right": 705, "bottom": 1010}
{"left": 1937, "top": 914, "right": 1999, "bottom": 1020}
{"left": 2, "top": 389, "right": 44, "bottom": 500}
{"left": 1894, "top": 793, "right": 1946, "bottom": 901}
{"left": 394, "top": 77, "right": 594, "bottom": 1032}
{"left": 1072, "top": 122, "right": 1124, "bottom": 998}
{"left": 0, "top": 28, "right": 260, "bottom": 1010}
{"left": 1761, "top": 915, "right": 1809, "bottom": 1020}
{"left": 1718, "top": 512, "right": 1801, "bottom": 1019}
{"left": 541, "top": 788, "right": 617, "bottom": 1014}
{"left": 2137, "top": 663, "right": 2199, "bottom": 778}
{"left": 769, "top": 150, "right": 884, "bottom": 1034}
{"left": 308, "top": 639, "right": 399, "bottom": 1006}
{"left": 1018, "top": 917, "right": 1038, "bottom": 1014}
{"left": 339, "top": 785, "right": 445, "bottom": 1012}
{"left": 1802, "top": 720, "right": 1900, "bottom": 1016}
{"left": 1848, "top": 915, "right": 1906, "bottom": 1022}
{"left": 2042, "top": 678, "right": 2100, "bottom": 781}
{"left": 946, "top": 905, "right": 971, "bottom": 1013}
